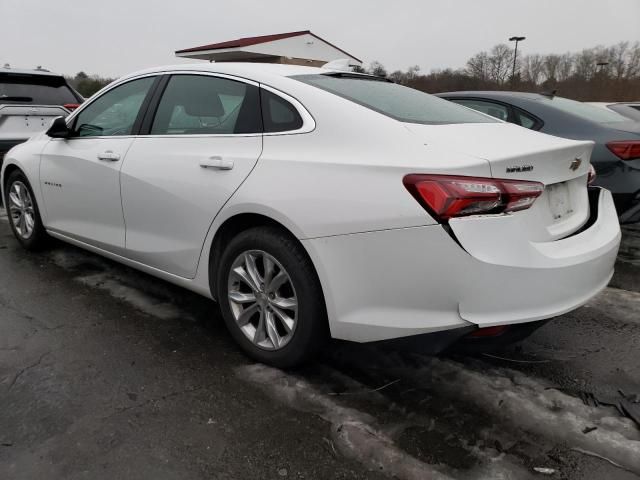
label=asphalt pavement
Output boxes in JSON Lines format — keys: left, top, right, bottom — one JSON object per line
{"left": 1, "top": 211, "right": 639, "bottom": 480}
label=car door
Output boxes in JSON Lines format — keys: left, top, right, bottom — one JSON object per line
{"left": 120, "top": 73, "right": 263, "bottom": 278}
{"left": 39, "top": 76, "right": 157, "bottom": 252}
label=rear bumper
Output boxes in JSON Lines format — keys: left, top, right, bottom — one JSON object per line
{"left": 303, "top": 188, "right": 621, "bottom": 343}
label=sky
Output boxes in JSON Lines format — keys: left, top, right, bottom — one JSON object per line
{"left": 2, "top": 0, "right": 639, "bottom": 78}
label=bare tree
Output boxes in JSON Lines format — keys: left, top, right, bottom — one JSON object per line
{"left": 626, "top": 41, "right": 640, "bottom": 79}
{"left": 522, "top": 54, "right": 545, "bottom": 85}
{"left": 543, "top": 54, "right": 561, "bottom": 82}
{"left": 466, "top": 51, "right": 490, "bottom": 81}
{"left": 574, "top": 48, "right": 598, "bottom": 80}
{"left": 609, "top": 41, "right": 629, "bottom": 79}
{"left": 557, "top": 53, "right": 574, "bottom": 81}
{"left": 368, "top": 61, "right": 388, "bottom": 78}
{"left": 488, "top": 44, "right": 513, "bottom": 85}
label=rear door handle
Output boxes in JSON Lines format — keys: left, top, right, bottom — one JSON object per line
{"left": 97, "top": 151, "right": 121, "bottom": 162}
{"left": 200, "top": 156, "right": 234, "bottom": 170}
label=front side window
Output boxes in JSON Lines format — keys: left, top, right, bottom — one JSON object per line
{"left": 451, "top": 99, "right": 509, "bottom": 122}
{"left": 72, "top": 77, "right": 155, "bottom": 137}
{"left": 293, "top": 74, "right": 496, "bottom": 125}
{"left": 150, "top": 75, "right": 261, "bottom": 135}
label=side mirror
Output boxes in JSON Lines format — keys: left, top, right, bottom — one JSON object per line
{"left": 46, "top": 116, "right": 71, "bottom": 138}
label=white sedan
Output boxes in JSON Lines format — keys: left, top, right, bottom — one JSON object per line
{"left": 1, "top": 63, "right": 621, "bottom": 367}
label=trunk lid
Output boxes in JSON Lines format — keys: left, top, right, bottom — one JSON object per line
{"left": 0, "top": 104, "right": 68, "bottom": 141}
{"left": 405, "top": 122, "right": 596, "bottom": 243}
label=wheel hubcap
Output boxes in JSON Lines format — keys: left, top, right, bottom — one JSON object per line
{"left": 227, "top": 250, "right": 298, "bottom": 351}
{"left": 8, "top": 181, "right": 35, "bottom": 239}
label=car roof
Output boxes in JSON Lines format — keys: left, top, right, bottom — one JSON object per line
{"left": 0, "top": 66, "right": 64, "bottom": 77}
{"left": 118, "top": 62, "right": 379, "bottom": 85}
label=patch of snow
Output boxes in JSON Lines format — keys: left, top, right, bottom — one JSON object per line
{"left": 238, "top": 364, "right": 535, "bottom": 480}
{"left": 586, "top": 287, "right": 640, "bottom": 325}
{"left": 406, "top": 359, "right": 640, "bottom": 475}
{"left": 76, "top": 273, "right": 185, "bottom": 321}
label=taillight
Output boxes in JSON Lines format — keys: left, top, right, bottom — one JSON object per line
{"left": 403, "top": 174, "right": 544, "bottom": 222}
{"left": 588, "top": 164, "right": 596, "bottom": 185}
{"left": 63, "top": 103, "right": 80, "bottom": 111}
{"left": 606, "top": 141, "right": 640, "bottom": 161}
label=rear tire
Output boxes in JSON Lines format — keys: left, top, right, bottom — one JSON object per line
{"left": 216, "top": 226, "right": 327, "bottom": 368}
{"left": 4, "top": 170, "right": 50, "bottom": 251}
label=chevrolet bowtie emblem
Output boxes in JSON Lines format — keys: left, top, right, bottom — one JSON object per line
{"left": 570, "top": 158, "right": 582, "bottom": 171}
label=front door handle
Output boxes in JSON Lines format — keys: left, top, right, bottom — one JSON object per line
{"left": 97, "top": 151, "right": 121, "bottom": 162}
{"left": 200, "top": 156, "right": 234, "bottom": 170}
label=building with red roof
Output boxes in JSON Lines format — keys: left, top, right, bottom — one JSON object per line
{"left": 175, "top": 30, "right": 362, "bottom": 67}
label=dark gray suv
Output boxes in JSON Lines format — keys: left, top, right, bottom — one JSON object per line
{"left": 437, "top": 91, "right": 640, "bottom": 223}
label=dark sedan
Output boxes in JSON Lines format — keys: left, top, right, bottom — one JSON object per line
{"left": 437, "top": 91, "right": 640, "bottom": 223}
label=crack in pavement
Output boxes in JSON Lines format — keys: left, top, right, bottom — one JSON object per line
{"left": 6, "top": 351, "right": 51, "bottom": 391}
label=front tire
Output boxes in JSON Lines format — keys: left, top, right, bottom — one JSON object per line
{"left": 216, "top": 226, "right": 327, "bottom": 368}
{"left": 4, "top": 170, "right": 50, "bottom": 250}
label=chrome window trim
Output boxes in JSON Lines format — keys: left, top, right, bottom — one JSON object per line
{"left": 62, "top": 70, "right": 315, "bottom": 139}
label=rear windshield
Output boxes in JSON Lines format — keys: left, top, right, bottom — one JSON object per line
{"left": 608, "top": 104, "right": 640, "bottom": 122}
{"left": 536, "top": 96, "right": 629, "bottom": 124}
{"left": 293, "top": 74, "right": 497, "bottom": 125}
{"left": 0, "top": 73, "right": 78, "bottom": 105}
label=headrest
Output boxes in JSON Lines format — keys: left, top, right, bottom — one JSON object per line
{"left": 181, "top": 93, "right": 224, "bottom": 117}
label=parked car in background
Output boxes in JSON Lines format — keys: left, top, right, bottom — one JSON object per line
{"left": 0, "top": 66, "right": 83, "bottom": 178}
{"left": 1, "top": 64, "right": 620, "bottom": 366}
{"left": 437, "top": 91, "right": 640, "bottom": 223}
{"left": 588, "top": 102, "right": 640, "bottom": 122}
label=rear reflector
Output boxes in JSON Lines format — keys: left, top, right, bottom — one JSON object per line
{"left": 63, "top": 103, "right": 80, "bottom": 111}
{"left": 403, "top": 174, "right": 544, "bottom": 222}
{"left": 468, "top": 325, "right": 509, "bottom": 338}
{"left": 607, "top": 141, "right": 640, "bottom": 161}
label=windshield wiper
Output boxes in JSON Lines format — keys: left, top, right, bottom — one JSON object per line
{"left": 0, "top": 95, "right": 34, "bottom": 102}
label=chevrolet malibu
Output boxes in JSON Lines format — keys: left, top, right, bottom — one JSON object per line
{"left": 1, "top": 63, "right": 621, "bottom": 367}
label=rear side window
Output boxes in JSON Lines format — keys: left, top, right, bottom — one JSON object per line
{"left": 293, "top": 74, "right": 496, "bottom": 125}
{"left": 451, "top": 99, "right": 509, "bottom": 121}
{"left": 514, "top": 110, "right": 539, "bottom": 130}
{"left": 151, "top": 75, "right": 261, "bottom": 135}
{"left": 261, "top": 90, "right": 303, "bottom": 133}
{"left": 0, "top": 73, "right": 77, "bottom": 105}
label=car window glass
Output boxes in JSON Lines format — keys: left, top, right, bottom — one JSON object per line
{"left": 0, "top": 74, "right": 78, "bottom": 105}
{"left": 515, "top": 110, "right": 538, "bottom": 129}
{"left": 261, "top": 90, "right": 303, "bottom": 132}
{"left": 537, "top": 96, "right": 628, "bottom": 124}
{"left": 73, "top": 77, "right": 154, "bottom": 137}
{"left": 609, "top": 104, "right": 640, "bottom": 122}
{"left": 453, "top": 99, "right": 509, "bottom": 121}
{"left": 151, "top": 75, "right": 261, "bottom": 135}
{"left": 294, "top": 74, "right": 496, "bottom": 125}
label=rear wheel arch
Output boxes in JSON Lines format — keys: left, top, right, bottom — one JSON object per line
{"left": 208, "top": 213, "right": 323, "bottom": 300}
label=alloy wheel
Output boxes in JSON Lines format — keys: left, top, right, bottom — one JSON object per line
{"left": 227, "top": 250, "right": 298, "bottom": 351}
{"left": 8, "top": 181, "right": 36, "bottom": 239}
